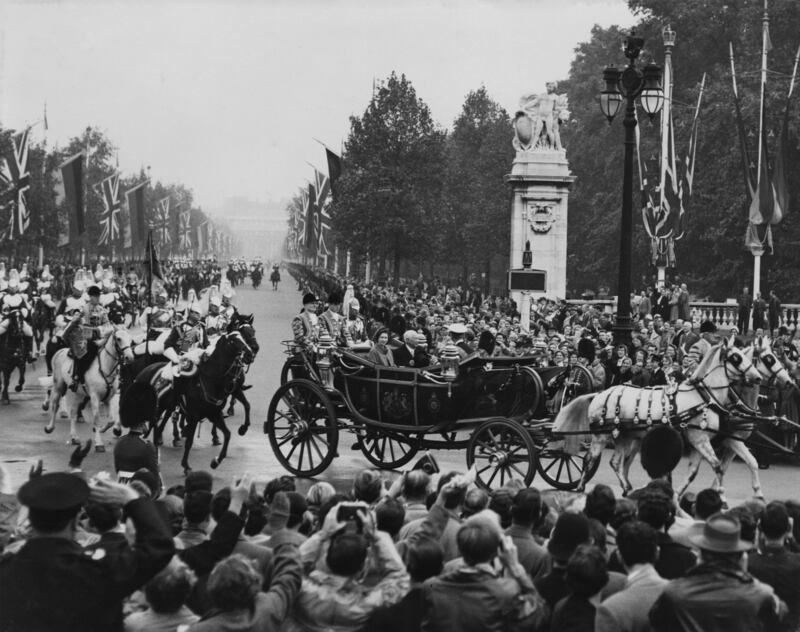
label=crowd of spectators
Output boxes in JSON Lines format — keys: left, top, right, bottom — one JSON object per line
{"left": 1, "top": 454, "right": 799, "bottom": 632}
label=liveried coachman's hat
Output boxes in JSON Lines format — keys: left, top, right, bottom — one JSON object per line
{"left": 18, "top": 472, "right": 89, "bottom": 512}
{"left": 302, "top": 293, "right": 317, "bottom": 305}
{"left": 699, "top": 319, "right": 717, "bottom": 334}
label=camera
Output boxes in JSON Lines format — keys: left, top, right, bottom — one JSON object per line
{"left": 337, "top": 502, "right": 368, "bottom": 534}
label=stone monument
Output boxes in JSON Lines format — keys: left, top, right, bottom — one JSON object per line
{"left": 506, "top": 83, "right": 575, "bottom": 330}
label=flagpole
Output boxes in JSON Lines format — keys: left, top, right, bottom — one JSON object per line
{"left": 656, "top": 26, "right": 675, "bottom": 291}
{"left": 752, "top": 0, "right": 769, "bottom": 305}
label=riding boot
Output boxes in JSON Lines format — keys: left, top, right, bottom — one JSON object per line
{"left": 25, "top": 336, "right": 35, "bottom": 363}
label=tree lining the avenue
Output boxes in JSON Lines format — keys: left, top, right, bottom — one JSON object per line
{"left": 317, "top": 0, "right": 800, "bottom": 300}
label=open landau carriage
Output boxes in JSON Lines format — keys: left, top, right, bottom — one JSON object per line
{"left": 265, "top": 335, "right": 600, "bottom": 490}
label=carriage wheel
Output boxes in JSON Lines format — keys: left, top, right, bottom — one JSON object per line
{"left": 535, "top": 436, "right": 600, "bottom": 490}
{"left": 266, "top": 379, "right": 338, "bottom": 477}
{"left": 467, "top": 418, "right": 536, "bottom": 490}
{"left": 357, "top": 428, "right": 420, "bottom": 470}
{"left": 279, "top": 354, "right": 307, "bottom": 386}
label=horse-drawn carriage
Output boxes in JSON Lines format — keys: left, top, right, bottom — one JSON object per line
{"left": 266, "top": 337, "right": 598, "bottom": 490}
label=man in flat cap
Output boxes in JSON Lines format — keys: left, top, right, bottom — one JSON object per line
{"left": 0, "top": 472, "right": 174, "bottom": 632}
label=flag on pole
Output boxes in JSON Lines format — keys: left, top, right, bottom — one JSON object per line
{"left": 3, "top": 128, "right": 32, "bottom": 240}
{"left": 304, "top": 183, "right": 317, "bottom": 253}
{"left": 179, "top": 211, "right": 191, "bottom": 250}
{"left": 97, "top": 172, "right": 121, "bottom": 246}
{"left": 325, "top": 148, "right": 343, "bottom": 192}
{"left": 151, "top": 197, "right": 171, "bottom": 246}
{"left": 60, "top": 153, "right": 85, "bottom": 245}
{"left": 144, "top": 230, "right": 163, "bottom": 291}
{"left": 125, "top": 182, "right": 147, "bottom": 252}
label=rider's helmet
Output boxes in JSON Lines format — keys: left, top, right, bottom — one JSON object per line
{"left": 6, "top": 269, "right": 19, "bottom": 294}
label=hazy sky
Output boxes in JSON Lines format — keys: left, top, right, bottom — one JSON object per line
{"left": 0, "top": 0, "right": 635, "bottom": 211}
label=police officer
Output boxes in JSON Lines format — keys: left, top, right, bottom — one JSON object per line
{"left": 0, "top": 472, "right": 174, "bottom": 632}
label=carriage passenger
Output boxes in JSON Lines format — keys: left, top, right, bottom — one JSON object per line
{"left": 63, "top": 284, "right": 114, "bottom": 391}
{"left": 367, "top": 328, "right": 395, "bottom": 366}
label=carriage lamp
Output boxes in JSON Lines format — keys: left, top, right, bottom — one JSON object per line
{"left": 440, "top": 343, "right": 461, "bottom": 396}
{"left": 316, "top": 333, "right": 335, "bottom": 390}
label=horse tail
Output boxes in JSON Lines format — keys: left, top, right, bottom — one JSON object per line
{"left": 552, "top": 393, "right": 595, "bottom": 455}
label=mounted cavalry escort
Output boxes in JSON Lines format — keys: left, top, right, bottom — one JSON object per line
{"left": 553, "top": 339, "right": 763, "bottom": 500}
{"left": 0, "top": 269, "right": 34, "bottom": 403}
{"left": 45, "top": 281, "right": 134, "bottom": 451}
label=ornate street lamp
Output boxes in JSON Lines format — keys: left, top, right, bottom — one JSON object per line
{"left": 599, "top": 33, "right": 663, "bottom": 345}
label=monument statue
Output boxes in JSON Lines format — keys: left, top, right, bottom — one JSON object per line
{"left": 513, "top": 82, "right": 570, "bottom": 151}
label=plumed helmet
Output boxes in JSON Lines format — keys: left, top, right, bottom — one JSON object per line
{"left": 94, "top": 263, "right": 104, "bottom": 282}
{"left": 73, "top": 270, "right": 85, "bottom": 292}
{"left": 0, "top": 262, "right": 5, "bottom": 280}
{"left": 41, "top": 264, "right": 52, "bottom": 281}
{"left": 119, "top": 382, "right": 158, "bottom": 428}
{"left": 7, "top": 269, "right": 19, "bottom": 290}
{"left": 19, "top": 263, "right": 28, "bottom": 280}
{"left": 641, "top": 424, "right": 683, "bottom": 478}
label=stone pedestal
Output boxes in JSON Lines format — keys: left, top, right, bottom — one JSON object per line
{"left": 505, "top": 149, "right": 575, "bottom": 312}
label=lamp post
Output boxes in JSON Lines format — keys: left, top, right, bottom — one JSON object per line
{"left": 599, "top": 33, "right": 664, "bottom": 346}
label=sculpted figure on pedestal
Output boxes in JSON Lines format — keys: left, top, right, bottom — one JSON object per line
{"left": 513, "top": 82, "right": 570, "bottom": 151}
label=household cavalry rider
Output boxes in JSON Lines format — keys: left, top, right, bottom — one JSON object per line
{"left": 0, "top": 268, "right": 35, "bottom": 362}
{"left": 220, "top": 284, "right": 238, "bottom": 325}
{"left": 162, "top": 297, "right": 208, "bottom": 375}
{"left": 292, "top": 292, "right": 320, "bottom": 352}
{"left": 204, "top": 287, "right": 226, "bottom": 341}
{"left": 99, "top": 271, "right": 125, "bottom": 325}
{"left": 140, "top": 285, "right": 175, "bottom": 354}
{"left": 63, "top": 281, "right": 114, "bottom": 391}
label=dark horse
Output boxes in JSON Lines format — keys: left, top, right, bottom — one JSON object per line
{"left": 31, "top": 297, "right": 55, "bottom": 357}
{"left": 134, "top": 331, "right": 253, "bottom": 472}
{"left": 269, "top": 267, "right": 280, "bottom": 291}
{"left": 0, "top": 310, "right": 28, "bottom": 404}
{"left": 224, "top": 312, "right": 260, "bottom": 434}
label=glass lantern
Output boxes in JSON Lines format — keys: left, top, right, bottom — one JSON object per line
{"left": 316, "top": 333, "right": 334, "bottom": 389}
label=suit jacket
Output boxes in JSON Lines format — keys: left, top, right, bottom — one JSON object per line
{"left": 393, "top": 344, "right": 430, "bottom": 368}
{"left": 596, "top": 565, "right": 668, "bottom": 632}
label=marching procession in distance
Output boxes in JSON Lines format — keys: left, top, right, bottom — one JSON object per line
{"left": 4, "top": 0, "right": 800, "bottom": 631}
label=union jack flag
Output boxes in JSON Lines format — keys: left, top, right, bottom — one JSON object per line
{"left": 179, "top": 211, "right": 192, "bottom": 250}
{"left": 150, "top": 197, "right": 172, "bottom": 246}
{"left": 2, "top": 128, "right": 31, "bottom": 241}
{"left": 97, "top": 172, "right": 121, "bottom": 246}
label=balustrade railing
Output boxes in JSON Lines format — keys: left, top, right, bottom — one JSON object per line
{"left": 563, "top": 298, "right": 800, "bottom": 331}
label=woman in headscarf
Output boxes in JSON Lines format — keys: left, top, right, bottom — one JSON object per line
{"left": 366, "top": 327, "right": 395, "bottom": 366}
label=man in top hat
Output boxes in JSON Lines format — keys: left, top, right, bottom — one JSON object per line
{"left": 649, "top": 512, "right": 787, "bottom": 632}
{"left": 0, "top": 268, "right": 35, "bottom": 362}
{"left": 114, "top": 382, "right": 160, "bottom": 485}
{"left": 318, "top": 290, "right": 346, "bottom": 346}
{"left": 685, "top": 319, "right": 717, "bottom": 373}
{"left": 63, "top": 284, "right": 114, "bottom": 391}
{"left": 0, "top": 472, "right": 174, "bottom": 632}
{"left": 292, "top": 292, "right": 320, "bottom": 352}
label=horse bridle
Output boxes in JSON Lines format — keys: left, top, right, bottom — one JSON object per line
{"left": 96, "top": 330, "right": 132, "bottom": 394}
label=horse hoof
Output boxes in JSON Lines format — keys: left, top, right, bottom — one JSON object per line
{"left": 95, "top": 445, "right": 105, "bottom": 453}
{"left": 42, "top": 402, "right": 50, "bottom": 411}
{"left": 44, "top": 425, "right": 54, "bottom": 434}
{"left": 212, "top": 438, "right": 221, "bottom": 447}
{"left": 237, "top": 425, "right": 248, "bottom": 436}
{"left": 69, "top": 437, "right": 81, "bottom": 446}
{"left": 172, "top": 439, "right": 182, "bottom": 448}
{"left": 14, "top": 385, "right": 22, "bottom": 393}
{"left": 210, "top": 458, "right": 219, "bottom": 469}
{"left": 112, "top": 427, "right": 122, "bottom": 437}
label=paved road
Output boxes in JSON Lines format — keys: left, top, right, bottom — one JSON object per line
{"left": 1, "top": 278, "right": 796, "bottom": 505}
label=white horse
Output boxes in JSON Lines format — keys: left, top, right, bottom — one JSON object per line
{"left": 44, "top": 327, "right": 134, "bottom": 450}
{"left": 553, "top": 341, "right": 762, "bottom": 498}
{"left": 686, "top": 339, "right": 795, "bottom": 499}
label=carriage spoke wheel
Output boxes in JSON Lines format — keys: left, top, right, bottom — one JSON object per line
{"left": 280, "top": 354, "right": 308, "bottom": 386}
{"left": 467, "top": 418, "right": 536, "bottom": 490}
{"left": 536, "top": 436, "right": 600, "bottom": 490}
{"left": 357, "top": 428, "right": 420, "bottom": 470}
{"left": 266, "top": 379, "right": 338, "bottom": 477}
